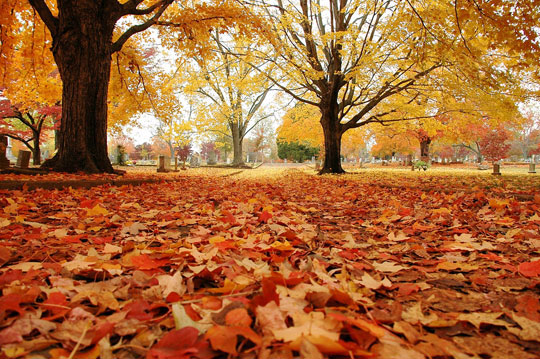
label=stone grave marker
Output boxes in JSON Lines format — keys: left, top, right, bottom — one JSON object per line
{"left": 189, "top": 155, "right": 200, "bottom": 168}
{"left": 207, "top": 152, "right": 217, "bottom": 165}
{"left": 16, "top": 150, "right": 31, "bottom": 169}
{"left": 492, "top": 163, "right": 501, "bottom": 176}
{"left": 157, "top": 155, "right": 171, "bottom": 172}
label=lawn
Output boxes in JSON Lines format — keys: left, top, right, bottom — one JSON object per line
{"left": 0, "top": 166, "right": 539, "bottom": 358}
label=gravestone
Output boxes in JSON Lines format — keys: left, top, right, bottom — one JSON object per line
{"left": 157, "top": 155, "right": 171, "bottom": 172}
{"left": 207, "top": 152, "right": 217, "bottom": 165}
{"left": 16, "top": 150, "right": 31, "bottom": 169}
{"left": 0, "top": 135, "right": 10, "bottom": 169}
{"left": 529, "top": 163, "right": 536, "bottom": 174}
{"left": 492, "top": 163, "right": 501, "bottom": 176}
{"left": 189, "top": 155, "right": 200, "bottom": 168}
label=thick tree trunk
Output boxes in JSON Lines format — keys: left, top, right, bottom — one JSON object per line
{"left": 54, "top": 129, "right": 60, "bottom": 150}
{"left": 231, "top": 122, "right": 244, "bottom": 166}
{"left": 320, "top": 109, "right": 344, "bottom": 174}
{"left": 41, "top": 4, "right": 116, "bottom": 173}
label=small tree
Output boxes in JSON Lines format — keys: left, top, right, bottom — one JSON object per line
{"left": 0, "top": 97, "right": 60, "bottom": 165}
{"left": 478, "top": 127, "right": 511, "bottom": 163}
{"left": 201, "top": 142, "right": 219, "bottom": 164}
{"left": 277, "top": 140, "right": 319, "bottom": 163}
{"left": 176, "top": 144, "right": 192, "bottom": 169}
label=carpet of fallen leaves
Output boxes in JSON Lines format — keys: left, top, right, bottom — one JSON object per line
{"left": 1, "top": 167, "right": 540, "bottom": 359}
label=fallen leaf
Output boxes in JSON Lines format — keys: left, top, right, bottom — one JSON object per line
{"left": 518, "top": 260, "right": 540, "bottom": 277}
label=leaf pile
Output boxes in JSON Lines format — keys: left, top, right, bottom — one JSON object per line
{"left": 0, "top": 169, "right": 539, "bottom": 358}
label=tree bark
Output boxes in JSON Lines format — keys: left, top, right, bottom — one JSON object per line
{"left": 319, "top": 108, "right": 344, "bottom": 174}
{"left": 40, "top": 2, "right": 117, "bottom": 173}
{"left": 231, "top": 122, "right": 244, "bottom": 166}
{"left": 420, "top": 137, "right": 431, "bottom": 162}
{"left": 32, "top": 135, "right": 41, "bottom": 165}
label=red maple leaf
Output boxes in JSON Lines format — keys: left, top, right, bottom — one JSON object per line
{"left": 147, "top": 327, "right": 213, "bottom": 359}
{"left": 518, "top": 260, "right": 540, "bottom": 277}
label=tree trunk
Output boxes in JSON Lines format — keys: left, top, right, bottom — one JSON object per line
{"left": 231, "top": 122, "right": 244, "bottom": 166}
{"left": 41, "top": 4, "right": 116, "bottom": 173}
{"left": 54, "top": 129, "right": 61, "bottom": 150}
{"left": 420, "top": 138, "right": 431, "bottom": 162}
{"left": 474, "top": 143, "right": 483, "bottom": 163}
{"left": 319, "top": 109, "right": 344, "bottom": 174}
{"left": 32, "top": 135, "right": 41, "bottom": 165}
{"left": 168, "top": 142, "right": 175, "bottom": 159}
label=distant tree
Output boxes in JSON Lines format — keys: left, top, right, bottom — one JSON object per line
{"left": 435, "top": 144, "right": 469, "bottom": 163}
{"left": 453, "top": 123, "right": 511, "bottom": 163}
{"left": 175, "top": 143, "right": 192, "bottom": 169}
{"left": 277, "top": 140, "right": 319, "bottom": 163}
{"left": 0, "top": 97, "right": 60, "bottom": 165}
{"left": 510, "top": 112, "right": 540, "bottom": 160}
{"left": 531, "top": 144, "right": 540, "bottom": 157}
{"left": 478, "top": 127, "right": 512, "bottom": 163}
{"left": 201, "top": 142, "right": 218, "bottom": 163}
{"left": 214, "top": 134, "right": 233, "bottom": 163}
{"left": 185, "top": 33, "right": 274, "bottom": 167}
{"left": 150, "top": 136, "right": 172, "bottom": 158}
{"left": 134, "top": 142, "right": 153, "bottom": 161}
{"left": 371, "top": 131, "right": 415, "bottom": 160}
{"left": 248, "top": 122, "right": 274, "bottom": 163}
{"left": 109, "top": 134, "right": 136, "bottom": 162}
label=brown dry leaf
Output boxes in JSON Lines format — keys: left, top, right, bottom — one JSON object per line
{"left": 508, "top": 313, "right": 540, "bottom": 341}
{"left": 457, "top": 312, "right": 507, "bottom": 329}
{"left": 373, "top": 261, "right": 407, "bottom": 273}
{"left": 271, "top": 311, "right": 342, "bottom": 342}
{"left": 299, "top": 338, "right": 325, "bottom": 359}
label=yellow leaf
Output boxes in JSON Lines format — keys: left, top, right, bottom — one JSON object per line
{"left": 209, "top": 236, "right": 226, "bottom": 244}
{"left": 206, "top": 278, "right": 246, "bottom": 294}
{"left": 271, "top": 240, "right": 293, "bottom": 251}
{"left": 86, "top": 204, "right": 108, "bottom": 217}
{"left": 2, "top": 346, "right": 25, "bottom": 358}
{"left": 49, "top": 345, "right": 100, "bottom": 359}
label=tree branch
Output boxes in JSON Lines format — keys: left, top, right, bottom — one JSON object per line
{"left": 123, "top": 0, "right": 163, "bottom": 15}
{"left": 112, "top": 0, "right": 173, "bottom": 53}
{"left": 28, "top": 0, "right": 58, "bottom": 37}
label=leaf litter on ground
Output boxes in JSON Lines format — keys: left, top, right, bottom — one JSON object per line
{"left": 0, "top": 167, "right": 539, "bottom": 358}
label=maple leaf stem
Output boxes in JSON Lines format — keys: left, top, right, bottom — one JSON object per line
{"left": 68, "top": 320, "right": 91, "bottom": 359}
{"left": 115, "top": 344, "right": 149, "bottom": 352}
{"left": 39, "top": 303, "right": 71, "bottom": 310}
{"left": 177, "top": 290, "right": 260, "bottom": 305}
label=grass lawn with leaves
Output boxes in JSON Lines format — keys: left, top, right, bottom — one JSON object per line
{"left": 0, "top": 166, "right": 539, "bottom": 358}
